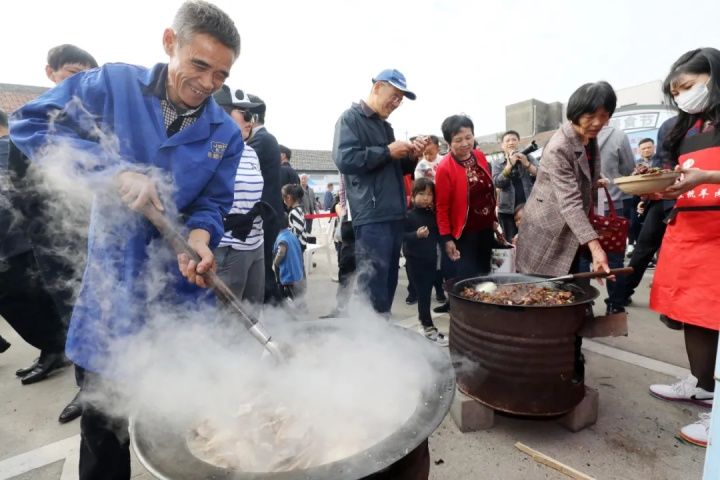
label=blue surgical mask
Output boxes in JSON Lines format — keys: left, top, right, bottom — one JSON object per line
{"left": 674, "top": 80, "right": 711, "bottom": 114}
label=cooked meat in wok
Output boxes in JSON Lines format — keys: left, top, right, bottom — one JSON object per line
{"left": 461, "top": 284, "right": 575, "bottom": 305}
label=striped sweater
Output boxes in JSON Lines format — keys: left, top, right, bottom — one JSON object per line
{"left": 288, "top": 205, "right": 307, "bottom": 251}
{"left": 218, "top": 144, "right": 264, "bottom": 251}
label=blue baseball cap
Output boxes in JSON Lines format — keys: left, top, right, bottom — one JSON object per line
{"left": 372, "top": 69, "right": 416, "bottom": 100}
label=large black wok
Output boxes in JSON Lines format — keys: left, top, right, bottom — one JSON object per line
{"left": 130, "top": 320, "right": 455, "bottom": 479}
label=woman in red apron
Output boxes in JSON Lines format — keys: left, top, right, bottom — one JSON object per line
{"left": 649, "top": 48, "right": 720, "bottom": 447}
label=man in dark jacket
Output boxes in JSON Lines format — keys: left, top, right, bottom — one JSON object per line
{"left": 279, "top": 144, "right": 301, "bottom": 187}
{"left": 332, "top": 69, "right": 427, "bottom": 314}
{"left": 246, "top": 94, "right": 284, "bottom": 303}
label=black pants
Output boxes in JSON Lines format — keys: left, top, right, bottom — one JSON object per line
{"left": 0, "top": 250, "right": 66, "bottom": 353}
{"left": 406, "top": 258, "right": 437, "bottom": 328}
{"left": 335, "top": 221, "right": 356, "bottom": 309}
{"left": 608, "top": 200, "right": 669, "bottom": 309}
{"left": 451, "top": 229, "right": 493, "bottom": 280}
{"left": 263, "top": 223, "right": 282, "bottom": 305}
{"left": 498, "top": 212, "right": 517, "bottom": 240}
{"left": 685, "top": 324, "right": 718, "bottom": 391}
{"left": 628, "top": 196, "right": 644, "bottom": 245}
{"left": 79, "top": 371, "right": 131, "bottom": 480}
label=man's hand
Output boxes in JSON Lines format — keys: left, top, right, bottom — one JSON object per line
{"left": 445, "top": 240, "right": 461, "bottom": 261}
{"left": 410, "top": 136, "right": 430, "bottom": 158}
{"left": 416, "top": 226, "right": 429, "bottom": 238}
{"left": 637, "top": 201, "right": 646, "bottom": 216}
{"left": 178, "top": 229, "right": 215, "bottom": 288}
{"left": 388, "top": 141, "right": 414, "bottom": 159}
{"left": 510, "top": 153, "right": 528, "bottom": 167}
{"left": 595, "top": 178, "right": 610, "bottom": 189}
{"left": 116, "top": 171, "right": 164, "bottom": 212}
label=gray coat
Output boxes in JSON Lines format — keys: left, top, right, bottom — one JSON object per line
{"left": 516, "top": 122, "right": 600, "bottom": 277}
{"left": 598, "top": 126, "right": 635, "bottom": 205}
{"left": 492, "top": 153, "right": 539, "bottom": 214}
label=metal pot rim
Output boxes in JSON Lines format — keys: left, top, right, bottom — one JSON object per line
{"left": 130, "top": 321, "right": 456, "bottom": 480}
{"left": 448, "top": 273, "right": 599, "bottom": 308}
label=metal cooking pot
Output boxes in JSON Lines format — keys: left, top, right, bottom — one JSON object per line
{"left": 130, "top": 320, "right": 455, "bottom": 480}
{"left": 447, "top": 273, "right": 599, "bottom": 416}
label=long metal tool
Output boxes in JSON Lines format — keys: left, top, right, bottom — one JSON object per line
{"left": 475, "top": 267, "right": 634, "bottom": 293}
{"left": 142, "top": 205, "right": 286, "bottom": 362}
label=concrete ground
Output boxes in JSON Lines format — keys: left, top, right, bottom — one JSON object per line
{"left": 0, "top": 230, "right": 707, "bottom": 479}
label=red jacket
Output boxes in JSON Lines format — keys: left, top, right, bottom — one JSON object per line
{"left": 435, "top": 149, "right": 495, "bottom": 240}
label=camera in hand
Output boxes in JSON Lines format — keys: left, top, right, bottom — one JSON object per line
{"left": 509, "top": 140, "right": 539, "bottom": 176}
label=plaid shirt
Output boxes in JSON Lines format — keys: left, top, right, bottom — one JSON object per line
{"left": 144, "top": 64, "right": 203, "bottom": 135}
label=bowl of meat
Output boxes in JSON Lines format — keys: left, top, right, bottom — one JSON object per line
{"left": 614, "top": 165, "right": 680, "bottom": 195}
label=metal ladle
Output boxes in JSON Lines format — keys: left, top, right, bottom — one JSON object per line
{"left": 142, "top": 205, "right": 286, "bottom": 363}
{"left": 475, "top": 267, "right": 634, "bottom": 294}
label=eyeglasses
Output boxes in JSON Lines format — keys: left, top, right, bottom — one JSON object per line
{"left": 234, "top": 109, "right": 254, "bottom": 122}
{"left": 380, "top": 82, "right": 403, "bottom": 105}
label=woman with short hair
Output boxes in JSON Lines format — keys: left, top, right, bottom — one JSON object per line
{"left": 516, "top": 81, "right": 615, "bottom": 278}
{"left": 435, "top": 115, "right": 498, "bottom": 281}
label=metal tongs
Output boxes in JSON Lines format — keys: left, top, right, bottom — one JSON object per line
{"left": 142, "top": 205, "right": 286, "bottom": 363}
{"left": 475, "top": 267, "right": 634, "bottom": 293}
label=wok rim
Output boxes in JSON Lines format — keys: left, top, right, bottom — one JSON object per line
{"left": 130, "top": 321, "right": 455, "bottom": 480}
{"left": 448, "top": 273, "right": 600, "bottom": 308}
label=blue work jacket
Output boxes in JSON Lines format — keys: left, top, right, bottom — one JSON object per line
{"left": 10, "top": 63, "right": 242, "bottom": 373}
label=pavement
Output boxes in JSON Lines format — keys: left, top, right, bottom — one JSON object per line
{"left": 0, "top": 231, "right": 708, "bottom": 479}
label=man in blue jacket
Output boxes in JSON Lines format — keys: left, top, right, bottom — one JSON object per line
{"left": 332, "top": 69, "right": 427, "bottom": 315}
{"left": 9, "top": 1, "right": 242, "bottom": 478}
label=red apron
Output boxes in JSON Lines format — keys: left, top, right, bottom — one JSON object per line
{"left": 650, "top": 128, "right": 720, "bottom": 330}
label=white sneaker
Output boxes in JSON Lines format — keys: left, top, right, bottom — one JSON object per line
{"left": 421, "top": 326, "right": 449, "bottom": 347}
{"left": 649, "top": 375, "right": 714, "bottom": 407}
{"left": 679, "top": 413, "right": 710, "bottom": 447}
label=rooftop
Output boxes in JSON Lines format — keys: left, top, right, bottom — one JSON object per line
{"left": 291, "top": 149, "right": 336, "bottom": 173}
{"left": 0, "top": 83, "right": 48, "bottom": 114}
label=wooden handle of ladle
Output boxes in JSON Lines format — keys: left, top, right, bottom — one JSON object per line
{"left": 140, "top": 204, "right": 260, "bottom": 330}
{"left": 570, "top": 266, "right": 634, "bottom": 280}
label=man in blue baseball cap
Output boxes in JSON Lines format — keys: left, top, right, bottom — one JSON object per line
{"left": 332, "top": 69, "right": 428, "bottom": 316}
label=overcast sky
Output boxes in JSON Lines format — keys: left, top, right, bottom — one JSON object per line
{"left": 4, "top": 0, "right": 719, "bottom": 150}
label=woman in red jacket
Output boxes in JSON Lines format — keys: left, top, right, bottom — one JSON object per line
{"left": 435, "top": 115, "right": 498, "bottom": 280}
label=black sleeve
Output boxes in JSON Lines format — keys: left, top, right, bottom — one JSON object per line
{"left": 251, "top": 132, "right": 284, "bottom": 221}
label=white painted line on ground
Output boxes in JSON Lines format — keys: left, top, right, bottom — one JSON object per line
{"left": 583, "top": 339, "right": 690, "bottom": 379}
{"left": 0, "top": 434, "right": 79, "bottom": 480}
{"left": 60, "top": 447, "right": 80, "bottom": 480}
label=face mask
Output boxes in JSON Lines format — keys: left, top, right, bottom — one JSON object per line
{"left": 674, "top": 80, "right": 711, "bottom": 114}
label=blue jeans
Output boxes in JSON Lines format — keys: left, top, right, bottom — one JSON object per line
{"left": 354, "top": 220, "right": 404, "bottom": 314}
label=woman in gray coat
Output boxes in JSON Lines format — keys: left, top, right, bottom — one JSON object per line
{"left": 516, "top": 82, "right": 616, "bottom": 278}
{"left": 516, "top": 81, "right": 616, "bottom": 384}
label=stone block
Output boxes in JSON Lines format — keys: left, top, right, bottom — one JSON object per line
{"left": 450, "top": 388, "right": 494, "bottom": 432}
{"left": 558, "top": 386, "right": 598, "bottom": 432}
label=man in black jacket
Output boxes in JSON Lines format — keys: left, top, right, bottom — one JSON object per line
{"left": 333, "top": 69, "right": 427, "bottom": 315}
{"left": 279, "top": 144, "right": 301, "bottom": 187}
{"left": 246, "top": 94, "right": 284, "bottom": 303}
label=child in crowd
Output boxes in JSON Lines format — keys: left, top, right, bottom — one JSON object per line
{"left": 273, "top": 215, "right": 306, "bottom": 307}
{"left": 282, "top": 183, "right": 308, "bottom": 252}
{"left": 512, "top": 203, "right": 524, "bottom": 246}
{"left": 403, "top": 178, "right": 448, "bottom": 346}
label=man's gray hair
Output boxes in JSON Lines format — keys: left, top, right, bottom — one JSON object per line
{"left": 172, "top": 1, "right": 241, "bottom": 58}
